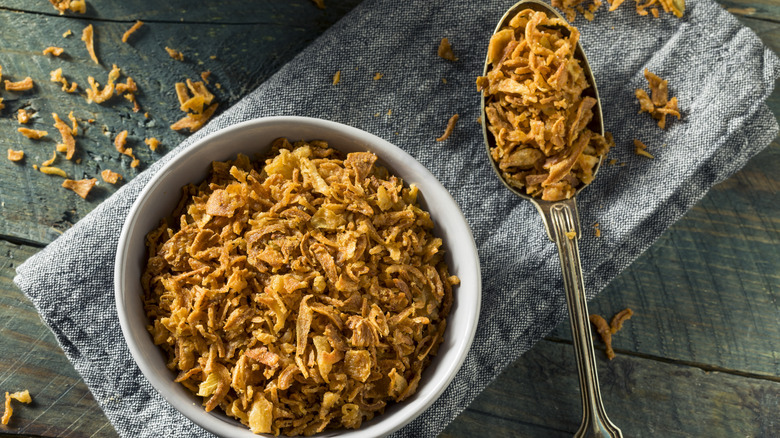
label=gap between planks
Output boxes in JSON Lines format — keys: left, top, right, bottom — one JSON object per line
{"left": 0, "top": 234, "right": 47, "bottom": 249}
{"left": 0, "top": 5, "right": 312, "bottom": 26}
{"left": 545, "top": 335, "right": 780, "bottom": 383}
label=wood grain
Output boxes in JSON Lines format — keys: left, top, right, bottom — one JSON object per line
{"left": 0, "top": 240, "right": 118, "bottom": 438}
{"left": 442, "top": 339, "right": 780, "bottom": 438}
{"left": 548, "top": 143, "right": 780, "bottom": 376}
{"left": 0, "top": 0, "right": 359, "bottom": 25}
{"left": 0, "top": 2, "right": 361, "bottom": 245}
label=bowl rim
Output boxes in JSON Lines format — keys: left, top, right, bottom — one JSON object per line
{"left": 115, "top": 115, "right": 481, "bottom": 437}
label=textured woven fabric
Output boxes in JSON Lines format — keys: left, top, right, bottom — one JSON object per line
{"left": 14, "top": 0, "right": 779, "bottom": 436}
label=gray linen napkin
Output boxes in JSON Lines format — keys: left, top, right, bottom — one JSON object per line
{"left": 14, "top": 0, "right": 779, "bottom": 436}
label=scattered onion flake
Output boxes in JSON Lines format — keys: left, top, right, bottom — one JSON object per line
{"left": 62, "top": 178, "right": 97, "bottom": 199}
{"left": 144, "top": 137, "right": 160, "bottom": 151}
{"left": 42, "top": 150, "right": 57, "bottom": 167}
{"left": 43, "top": 46, "right": 64, "bottom": 56}
{"left": 86, "top": 64, "right": 120, "bottom": 104}
{"left": 17, "top": 109, "right": 31, "bottom": 124}
{"left": 555, "top": 0, "right": 683, "bottom": 20}
{"left": 81, "top": 24, "right": 99, "bottom": 64}
{"left": 1, "top": 390, "right": 32, "bottom": 426}
{"left": 50, "top": 0, "right": 86, "bottom": 14}
{"left": 117, "top": 77, "right": 141, "bottom": 112}
{"left": 312, "top": 0, "right": 325, "bottom": 9}
{"left": 114, "top": 129, "right": 139, "bottom": 167}
{"left": 165, "top": 46, "right": 184, "bottom": 61}
{"left": 636, "top": 69, "right": 680, "bottom": 129}
{"left": 7, "top": 149, "right": 24, "bottom": 162}
{"left": 437, "top": 37, "right": 458, "bottom": 61}
{"left": 176, "top": 79, "right": 214, "bottom": 113}
{"left": 4, "top": 77, "right": 34, "bottom": 91}
{"left": 52, "top": 112, "right": 76, "bottom": 160}
{"left": 332, "top": 70, "right": 341, "bottom": 85}
{"left": 18, "top": 127, "right": 48, "bottom": 139}
{"left": 101, "top": 169, "right": 122, "bottom": 184}
{"left": 436, "top": 114, "right": 459, "bottom": 141}
{"left": 122, "top": 20, "right": 144, "bottom": 43}
{"left": 171, "top": 79, "right": 218, "bottom": 133}
{"left": 590, "top": 308, "right": 634, "bottom": 360}
{"left": 40, "top": 166, "right": 68, "bottom": 177}
{"left": 634, "top": 139, "right": 654, "bottom": 159}
{"left": 200, "top": 70, "right": 211, "bottom": 84}
{"left": 170, "top": 103, "right": 218, "bottom": 133}
{"left": 50, "top": 68, "right": 78, "bottom": 93}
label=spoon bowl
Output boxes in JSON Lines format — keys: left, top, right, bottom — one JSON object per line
{"left": 480, "top": 2, "right": 622, "bottom": 437}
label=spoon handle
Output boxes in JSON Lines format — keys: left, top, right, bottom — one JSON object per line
{"left": 540, "top": 198, "right": 623, "bottom": 438}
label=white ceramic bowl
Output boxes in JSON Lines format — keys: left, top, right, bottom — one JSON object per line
{"left": 115, "top": 116, "right": 481, "bottom": 437}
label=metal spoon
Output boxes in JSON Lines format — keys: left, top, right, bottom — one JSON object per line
{"left": 480, "top": 1, "right": 622, "bottom": 437}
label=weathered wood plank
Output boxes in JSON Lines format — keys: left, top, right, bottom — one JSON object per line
{"left": 549, "top": 139, "right": 780, "bottom": 376}
{"left": 442, "top": 339, "right": 780, "bottom": 438}
{"left": 717, "top": 0, "right": 780, "bottom": 21}
{"left": 0, "top": 240, "right": 118, "bottom": 438}
{"left": 0, "top": 1, "right": 361, "bottom": 245}
{"left": 0, "top": 0, "right": 358, "bottom": 25}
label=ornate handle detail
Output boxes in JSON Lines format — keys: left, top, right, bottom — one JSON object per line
{"left": 537, "top": 198, "right": 623, "bottom": 438}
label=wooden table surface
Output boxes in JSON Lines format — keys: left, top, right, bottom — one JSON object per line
{"left": 0, "top": 1, "right": 777, "bottom": 437}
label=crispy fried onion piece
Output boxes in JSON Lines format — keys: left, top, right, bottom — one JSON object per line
{"left": 39, "top": 166, "right": 67, "bottom": 177}
{"left": 81, "top": 24, "right": 99, "bottom": 64}
{"left": 62, "top": 178, "right": 97, "bottom": 199}
{"left": 52, "top": 112, "right": 76, "bottom": 160}
{"left": 436, "top": 114, "right": 459, "bottom": 142}
{"left": 50, "top": 68, "right": 78, "bottom": 93}
{"left": 171, "top": 80, "right": 218, "bottom": 133}
{"left": 1, "top": 390, "right": 32, "bottom": 425}
{"left": 50, "top": 0, "right": 86, "bottom": 14}
{"left": 18, "top": 127, "right": 48, "bottom": 139}
{"left": 552, "top": 0, "right": 603, "bottom": 21}
{"left": 17, "top": 109, "right": 30, "bottom": 124}
{"left": 477, "top": 10, "right": 612, "bottom": 201}
{"left": 145, "top": 137, "right": 160, "bottom": 151}
{"left": 86, "top": 64, "right": 120, "bottom": 104}
{"left": 590, "top": 308, "right": 633, "bottom": 360}
{"left": 176, "top": 79, "right": 215, "bottom": 114}
{"left": 165, "top": 46, "right": 184, "bottom": 61}
{"left": 142, "top": 139, "right": 458, "bottom": 435}
{"left": 633, "top": 0, "right": 684, "bottom": 17}
{"left": 7, "top": 149, "right": 24, "bottom": 162}
{"left": 170, "top": 102, "right": 217, "bottom": 133}
{"left": 633, "top": 138, "right": 654, "bottom": 159}
{"left": 5, "top": 77, "right": 34, "bottom": 91}
{"left": 312, "top": 0, "right": 326, "bottom": 9}
{"left": 114, "top": 130, "right": 140, "bottom": 168}
{"left": 42, "top": 150, "right": 57, "bottom": 167}
{"left": 554, "top": 0, "right": 683, "bottom": 20}
{"left": 636, "top": 69, "right": 680, "bottom": 129}
{"left": 437, "top": 37, "right": 458, "bottom": 61}
{"left": 116, "top": 77, "right": 141, "bottom": 112}
{"left": 43, "top": 46, "right": 64, "bottom": 56}
{"left": 101, "top": 169, "right": 122, "bottom": 184}
{"left": 122, "top": 20, "right": 144, "bottom": 43}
